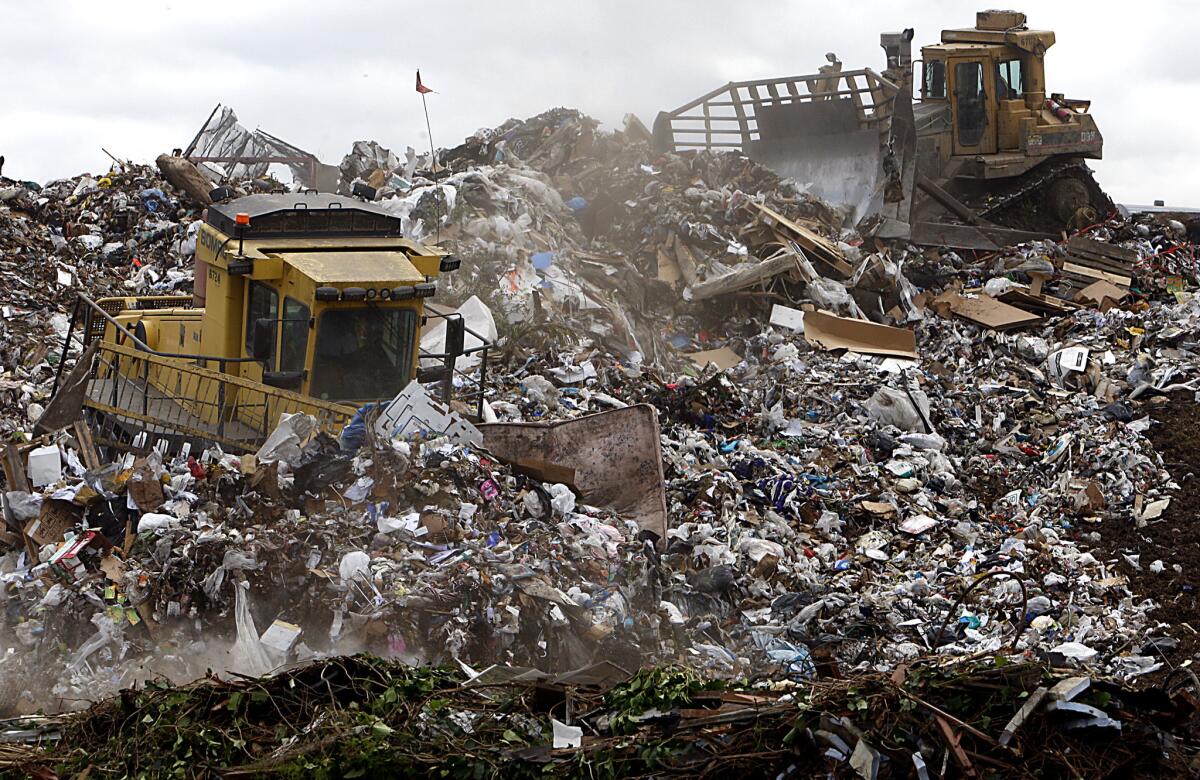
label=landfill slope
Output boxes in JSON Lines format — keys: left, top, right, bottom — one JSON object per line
{"left": 2, "top": 107, "right": 1200, "bottom": 774}
{"left": 1090, "top": 395, "right": 1200, "bottom": 668}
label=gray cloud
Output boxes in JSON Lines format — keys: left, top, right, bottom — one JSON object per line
{"left": 2, "top": 0, "right": 1197, "bottom": 207}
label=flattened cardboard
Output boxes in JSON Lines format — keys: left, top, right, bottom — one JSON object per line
{"left": 655, "top": 248, "right": 682, "bottom": 286}
{"left": 803, "top": 311, "right": 917, "bottom": 359}
{"left": 128, "top": 459, "right": 165, "bottom": 512}
{"left": 99, "top": 552, "right": 127, "bottom": 582}
{"left": 686, "top": 347, "right": 743, "bottom": 371}
{"left": 933, "top": 291, "right": 1043, "bottom": 330}
{"left": 861, "top": 501, "right": 897, "bottom": 516}
{"left": 1075, "top": 280, "right": 1128, "bottom": 309}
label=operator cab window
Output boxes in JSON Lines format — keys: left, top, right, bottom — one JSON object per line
{"left": 311, "top": 307, "right": 417, "bottom": 401}
{"left": 996, "top": 59, "right": 1023, "bottom": 100}
{"left": 246, "top": 281, "right": 278, "bottom": 366}
{"left": 279, "top": 297, "right": 310, "bottom": 373}
{"left": 923, "top": 59, "right": 946, "bottom": 99}
{"left": 954, "top": 61, "right": 987, "bottom": 146}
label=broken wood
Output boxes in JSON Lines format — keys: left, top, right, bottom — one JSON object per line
{"left": 1061, "top": 261, "right": 1131, "bottom": 289}
{"left": 2, "top": 444, "right": 30, "bottom": 493}
{"left": 671, "top": 235, "right": 703, "bottom": 288}
{"left": 71, "top": 420, "right": 102, "bottom": 472}
{"left": 744, "top": 201, "right": 853, "bottom": 277}
{"left": 1066, "top": 236, "right": 1137, "bottom": 267}
{"left": 687, "top": 252, "right": 804, "bottom": 301}
{"left": 936, "top": 714, "right": 980, "bottom": 778}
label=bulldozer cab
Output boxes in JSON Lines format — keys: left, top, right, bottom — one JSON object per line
{"left": 195, "top": 194, "right": 451, "bottom": 406}
{"left": 922, "top": 43, "right": 1038, "bottom": 157}
{"left": 48, "top": 193, "right": 491, "bottom": 454}
{"left": 233, "top": 247, "right": 427, "bottom": 403}
{"left": 919, "top": 11, "right": 1072, "bottom": 163}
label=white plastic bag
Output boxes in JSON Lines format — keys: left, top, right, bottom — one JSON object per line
{"left": 228, "top": 581, "right": 272, "bottom": 676}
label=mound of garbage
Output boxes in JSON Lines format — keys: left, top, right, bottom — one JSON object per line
{"left": 3, "top": 107, "right": 1200, "bottom": 774}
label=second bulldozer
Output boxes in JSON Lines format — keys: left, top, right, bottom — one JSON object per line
{"left": 653, "top": 10, "right": 1113, "bottom": 250}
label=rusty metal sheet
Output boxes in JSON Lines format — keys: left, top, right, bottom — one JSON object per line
{"left": 480, "top": 404, "right": 668, "bottom": 540}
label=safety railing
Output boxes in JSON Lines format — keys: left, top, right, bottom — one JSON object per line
{"left": 54, "top": 294, "right": 353, "bottom": 453}
{"left": 652, "top": 68, "right": 900, "bottom": 153}
{"left": 84, "top": 340, "right": 353, "bottom": 452}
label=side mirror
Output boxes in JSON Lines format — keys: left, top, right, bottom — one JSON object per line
{"left": 251, "top": 318, "right": 275, "bottom": 362}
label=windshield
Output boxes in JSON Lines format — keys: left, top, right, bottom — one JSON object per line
{"left": 311, "top": 307, "right": 417, "bottom": 401}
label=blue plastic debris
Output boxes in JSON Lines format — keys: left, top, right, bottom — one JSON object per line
{"left": 339, "top": 403, "right": 383, "bottom": 453}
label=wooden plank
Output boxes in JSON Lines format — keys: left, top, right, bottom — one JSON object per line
{"left": 1064, "top": 249, "right": 1134, "bottom": 274}
{"left": 997, "top": 289, "right": 1080, "bottom": 316}
{"left": 1066, "top": 243, "right": 1133, "bottom": 265}
{"left": 71, "top": 420, "right": 102, "bottom": 472}
{"left": 745, "top": 201, "right": 852, "bottom": 277}
{"left": 3, "top": 444, "right": 30, "bottom": 493}
{"left": 1067, "top": 236, "right": 1137, "bottom": 264}
{"left": 1061, "top": 261, "right": 1131, "bottom": 288}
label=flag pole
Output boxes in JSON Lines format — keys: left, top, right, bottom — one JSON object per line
{"left": 419, "top": 84, "right": 442, "bottom": 245}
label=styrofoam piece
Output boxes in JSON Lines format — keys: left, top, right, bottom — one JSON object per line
{"left": 374, "top": 381, "right": 482, "bottom": 446}
{"left": 769, "top": 304, "right": 806, "bottom": 332}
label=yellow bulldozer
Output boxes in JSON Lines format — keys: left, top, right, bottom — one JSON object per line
{"left": 653, "top": 9, "right": 1112, "bottom": 250}
{"left": 47, "top": 193, "right": 491, "bottom": 453}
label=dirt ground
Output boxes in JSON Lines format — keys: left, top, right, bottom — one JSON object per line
{"left": 1088, "top": 393, "right": 1200, "bottom": 674}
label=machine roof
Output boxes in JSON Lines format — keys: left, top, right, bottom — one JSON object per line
{"left": 922, "top": 42, "right": 1003, "bottom": 55}
{"left": 271, "top": 249, "right": 425, "bottom": 285}
{"left": 207, "top": 193, "right": 403, "bottom": 237}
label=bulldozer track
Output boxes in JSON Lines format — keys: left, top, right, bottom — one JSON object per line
{"left": 973, "top": 159, "right": 1112, "bottom": 224}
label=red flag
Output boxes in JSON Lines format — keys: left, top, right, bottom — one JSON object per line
{"left": 415, "top": 70, "right": 433, "bottom": 94}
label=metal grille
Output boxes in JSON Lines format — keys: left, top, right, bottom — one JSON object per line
{"left": 82, "top": 296, "right": 193, "bottom": 351}
{"left": 654, "top": 68, "right": 898, "bottom": 152}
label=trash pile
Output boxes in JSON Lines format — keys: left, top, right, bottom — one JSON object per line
{"left": 3, "top": 283, "right": 1200, "bottom": 716}
{"left": 4, "top": 655, "right": 1197, "bottom": 778}
{"left": 0, "top": 163, "right": 208, "bottom": 440}
{"left": 3, "top": 105, "right": 1200, "bottom": 774}
{"left": 358, "top": 108, "right": 872, "bottom": 368}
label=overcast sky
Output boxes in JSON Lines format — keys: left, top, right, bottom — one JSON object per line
{"left": 3, "top": 1, "right": 1197, "bottom": 206}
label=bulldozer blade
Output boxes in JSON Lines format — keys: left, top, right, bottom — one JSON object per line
{"left": 748, "top": 107, "right": 886, "bottom": 226}
{"left": 747, "top": 92, "right": 914, "bottom": 240}
{"left": 653, "top": 68, "right": 916, "bottom": 239}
